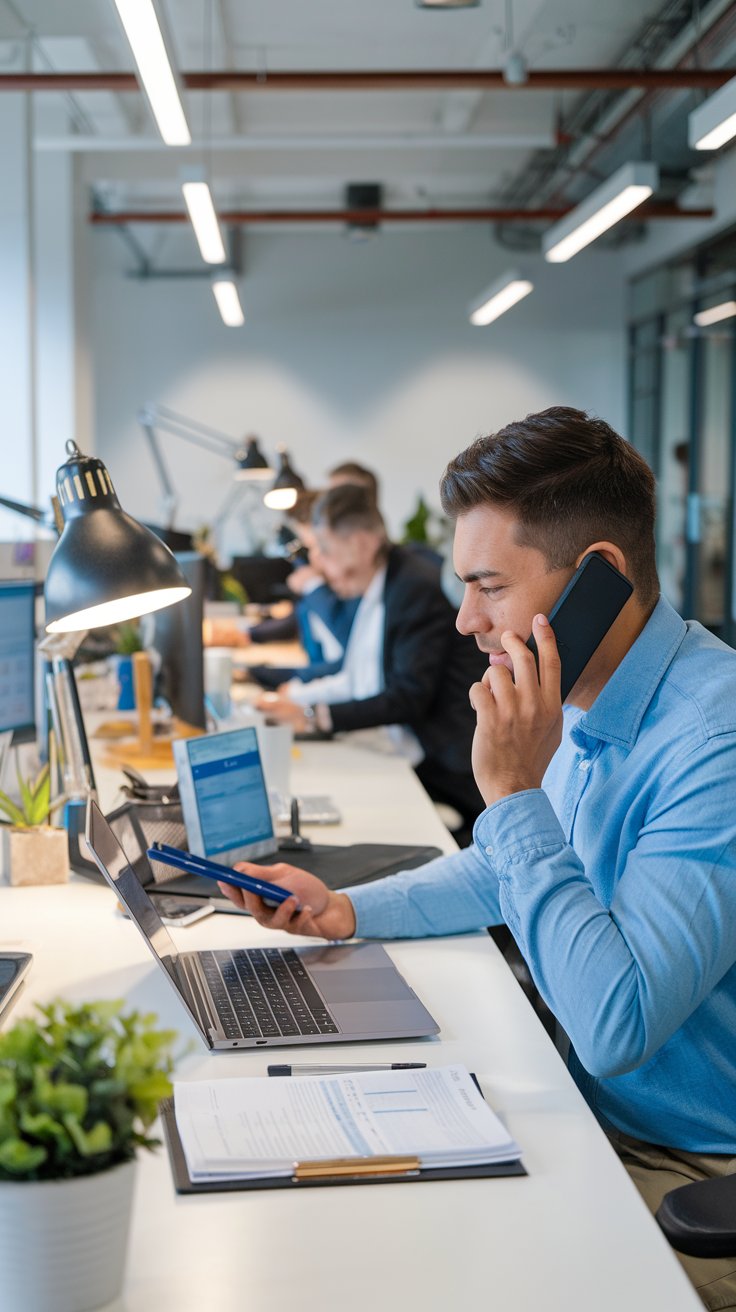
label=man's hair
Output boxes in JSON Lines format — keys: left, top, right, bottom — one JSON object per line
{"left": 440, "top": 407, "right": 659, "bottom": 604}
{"left": 327, "top": 461, "right": 380, "bottom": 500}
{"left": 313, "top": 483, "right": 387, "bottom": 538}
{"left": 288, "top": 488, "right": 322, "bottom": 526}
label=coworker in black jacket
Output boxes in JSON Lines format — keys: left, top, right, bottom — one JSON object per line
{"left": 258, "top": 484, "right": 486, "bottom": 838}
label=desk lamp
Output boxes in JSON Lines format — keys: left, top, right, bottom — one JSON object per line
{"left": 42, "top": 442, "right": 192, "bottom": 822}
{"left": 263, "top": 449, "right": 306, "bottom": 511}
{"left": 235, "top": 436, "right": 273, "bottom": 481}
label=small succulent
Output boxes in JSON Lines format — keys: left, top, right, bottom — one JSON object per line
{"left": 0, "top": 762, "right": 66, "bottom": 829}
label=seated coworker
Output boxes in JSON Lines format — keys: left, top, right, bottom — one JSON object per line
{"left": 222, "top": 408, "right": 736, "bottom": 1312}
{"left": 260, "top": 483, "right": 487, "bottom": 839}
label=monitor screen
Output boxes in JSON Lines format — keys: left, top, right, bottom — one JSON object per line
{"left": 0, "top": 581, "right": 36, "bottom": 742}
{"left": 173, "top": 725, "right": 277, "bottom": 863}
{"left": 149, "top": 552, "right": 206, "bottom": 730}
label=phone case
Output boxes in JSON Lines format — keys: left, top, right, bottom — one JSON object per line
{"left": 527, "top": 553, "right": 633, "bottom": 701}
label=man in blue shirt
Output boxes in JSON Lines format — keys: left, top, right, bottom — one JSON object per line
{"left": 221, "top": 408, "right": 736, "bottom": 1310}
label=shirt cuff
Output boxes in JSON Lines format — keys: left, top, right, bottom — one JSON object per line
{"left": 473, "top": 789, "right": 566, "bottom": 872}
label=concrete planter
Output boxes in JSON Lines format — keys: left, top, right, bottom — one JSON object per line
{"left": 0, "top": 1159, "right": 136, "bottom": 1312}
{"left": 2, "top": 825, "right": 69, "bottom": 886}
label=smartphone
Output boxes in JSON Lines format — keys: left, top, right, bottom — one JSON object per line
{"left": 0, "top": 952, "right": 32, "bottom": 1023}
{"left": 147, "top": 895, "right": 216, "bottom": 927}
{"left": 526, "top": 552, "right": 634, "bottom": 702}
{"left": 147, "top": 842, "right": 294, "bottom": 909}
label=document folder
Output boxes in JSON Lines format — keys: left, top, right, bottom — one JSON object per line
{"left": 159, "top": 1080, "right": 527, "bottom": 1196}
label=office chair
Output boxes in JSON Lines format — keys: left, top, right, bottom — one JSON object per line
{"left": 656, "top": 1170, "right": 736, "bottom": 1258}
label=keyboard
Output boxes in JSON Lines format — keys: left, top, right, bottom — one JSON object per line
{"left": 198, "top": 947, "right": 340, "bottom": 1041}
{"left": 270, "top": 792, "right": 342, "bottom": 825}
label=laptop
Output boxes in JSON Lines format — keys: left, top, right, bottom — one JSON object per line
{"left": 85, "top": 800, "right": 440, "bottom": 1052}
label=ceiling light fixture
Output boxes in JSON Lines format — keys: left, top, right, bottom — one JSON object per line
{"left": 182, "top": 181, "right": 227, "bottom": 264}
{"left": 416, "top": 0, "right": 480, "bottom": 7}
{"left": 112, "top": 0, "right": 191, "bottom": 146}
{"left": 543, "top": 162, "right": 659, "bottom": 264}
{"left": 468, "top": 269, "right": 533, "bottom": 326}
{"left": 212, "top": 277, "right": 245, "bottom": 327}
{"left": 693, "top": 300, "right": 736, "bottom": 327}
{"left": 689, "top": 74, "right": 736, "bottom": 151}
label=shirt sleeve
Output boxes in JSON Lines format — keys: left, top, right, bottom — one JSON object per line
{"left": 286, "top": 672, "right": 352, "bottom": 706}
{"left": 479, "top": 742, "right": 736, "bottom": 1079}
{"left": 348, "top": 840, "right": 504, "bottom": 938}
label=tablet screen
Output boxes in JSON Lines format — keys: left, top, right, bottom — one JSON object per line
{"left": 175, "top": 727, "right": 278, "bottom": 863}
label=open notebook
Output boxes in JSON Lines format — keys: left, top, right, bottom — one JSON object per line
{"left": 170, "top": 1065, "right": 523, "bottom": 1188}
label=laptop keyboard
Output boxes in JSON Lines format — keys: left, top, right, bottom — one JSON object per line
{"left": 198, "top": 947, "right": 340, "bottom": 1041}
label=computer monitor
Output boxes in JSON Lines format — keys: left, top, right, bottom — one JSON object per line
{"left": 229, "top": 555, "right": 292, "bottom": 604}
{"left": 143, "top": 523, "right": 195, "bottom": 554}
{"left": 0, "top": 581, "right": 36, "bottom": 744}
{"left": 149, "top": 552, "right": 206, "bottom": 730}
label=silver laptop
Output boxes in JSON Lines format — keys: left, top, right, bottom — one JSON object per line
{"left": 85, "top": 800, "right": 440, "bottom": 1052}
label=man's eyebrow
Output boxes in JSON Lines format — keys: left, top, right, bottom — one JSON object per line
{"left": 455, "top": 568, "right": 505, "bottom": 584}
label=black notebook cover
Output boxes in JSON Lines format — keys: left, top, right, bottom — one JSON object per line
{"left": 159, "top": 1080, "right": 527, "bottom": 1194}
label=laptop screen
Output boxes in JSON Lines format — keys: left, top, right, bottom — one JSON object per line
{"left": 173, "top": 726, "right": 278, "bottom": 863}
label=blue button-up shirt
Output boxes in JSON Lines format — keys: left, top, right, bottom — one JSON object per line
{"left": 349, "top": 597, "right": 736, "bottom": 1152}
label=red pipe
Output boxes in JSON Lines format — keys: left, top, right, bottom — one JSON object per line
{"left": 0, "top": 69, "right": 732, "bottom": 93}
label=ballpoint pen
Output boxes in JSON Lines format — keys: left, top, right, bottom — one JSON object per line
{"left": 267, "top": 1063, "right": 428, "bottom": 1076}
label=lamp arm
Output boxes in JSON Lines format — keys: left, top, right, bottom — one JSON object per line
{"left": 137, "top": 404, "right": 247, "bottom": 529}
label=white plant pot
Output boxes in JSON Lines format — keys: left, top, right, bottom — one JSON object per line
{"left": 0, "top": 1158, "right": 136, "bottom": 1312}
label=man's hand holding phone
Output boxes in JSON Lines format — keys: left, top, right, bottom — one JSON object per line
{"left": 220, "top": 862, "right": 357, "bottom": 941}
{"left": 470, "top": 614, "right": 564, "bottom": 809}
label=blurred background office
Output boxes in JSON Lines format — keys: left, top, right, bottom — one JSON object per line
{"left": 2, "top": 1, "right": 736, "bottom": 656}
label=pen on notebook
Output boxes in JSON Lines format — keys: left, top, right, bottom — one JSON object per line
{"left": 267, "top": 1063, "right": 428, "bottom": 1077}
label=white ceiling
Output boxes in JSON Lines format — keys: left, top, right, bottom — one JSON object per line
{"left": 0, "top": 0, "right": 728, "bottom": 215}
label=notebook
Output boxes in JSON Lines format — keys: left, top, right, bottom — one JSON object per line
{"left": 163, "top": 1065, "right": 525, "bottom": 1191}
{"left": 85, "top": 799, "right": 441, "bottom": 1052}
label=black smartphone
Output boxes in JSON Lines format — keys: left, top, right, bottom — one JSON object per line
{"left": 0, "top": 952, "right": 32, "bottom": 1023}
{"left": 526, "top": 552, "right": 634, "bottom": 702}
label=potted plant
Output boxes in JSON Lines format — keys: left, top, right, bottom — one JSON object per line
{"left": 111, "top": 621, "right": 143, "bottom": 711}
{"left": 0, "top": 997, "right": 177, "bottom": 1312}
{"left": 0, "top": 761, "right": 69, "bottom": 886}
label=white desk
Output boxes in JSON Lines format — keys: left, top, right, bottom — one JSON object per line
{"left": 1, "top": 737, "right": 700, "bottom": 1312}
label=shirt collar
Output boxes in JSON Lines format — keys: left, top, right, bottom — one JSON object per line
{"left": 575, "top": 595, "right": 687, "bottom": 749}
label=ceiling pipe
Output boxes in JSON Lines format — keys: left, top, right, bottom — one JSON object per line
{"left": 89, "top": 204, "right": 713, "bottom": 226}
{"left": 0, "top": 69, "right": 733, "bottom": 93}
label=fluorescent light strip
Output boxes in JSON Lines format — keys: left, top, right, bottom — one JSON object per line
{"left": 690, "top": 74, "right": 736, "bottom": 151}
{"left": 469, "top": 277, "right": 533, "bottom": 326}
{"left": 543, "top": 162, "right": 658, "bottom": 264}
{"left": 113, "top": 0, "right": 190, "bottom": 146}
{"left": 212, "top": 279, "right": 245, "bottom": 327}
{"left": 694, "top": 300, "right": 736, "bottom": 327}
{"left": 182, "top": 182, "right": 227, "bottom": 264}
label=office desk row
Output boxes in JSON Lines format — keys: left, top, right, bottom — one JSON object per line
{"left": 0, "top": 733, "right": 700, "bottom": 1311}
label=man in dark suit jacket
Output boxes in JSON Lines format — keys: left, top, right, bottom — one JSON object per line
{"left": 259, "top": 484, "right": 486, "bottom": 839}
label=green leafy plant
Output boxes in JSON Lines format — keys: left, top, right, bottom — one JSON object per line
{"left": 0, "top": 762, "right": 66, "bottom": 829}
{"left": 112, "top": 621, "right": 143, "bottom": 656}
{"left": 220, "top": 572, "right": 248, "bottom": 607}
{"left": 401, "top": 494, "right": 441, "bottom": 547}
{"left": 0, "top": 999, "right": 177, "bottom": 1181}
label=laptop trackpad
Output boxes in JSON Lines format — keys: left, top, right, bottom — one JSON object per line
{"left": 315, "top": 968, "right": 413, "bottom": 1004}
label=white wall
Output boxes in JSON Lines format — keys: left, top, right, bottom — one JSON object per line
{"left": 88, "top": 223, "right": 627, "bottom": 547}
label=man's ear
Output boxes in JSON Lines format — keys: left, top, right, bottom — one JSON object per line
{"left": 575, "top": 541, "right": 628, "bottom": 577}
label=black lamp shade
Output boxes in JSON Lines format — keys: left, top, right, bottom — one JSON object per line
{"left": 45, "top": 443, "right": 191, "bottom": 633}
{"left": 263, "top": 449, "right": 305, "bottom": 511}
{"left": 234, "top": 436, "right": 273, "bottom": 481}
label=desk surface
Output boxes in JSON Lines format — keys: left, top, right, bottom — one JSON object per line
{"left": 1, "top": 736, "right": 700, "bottom": 1312}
